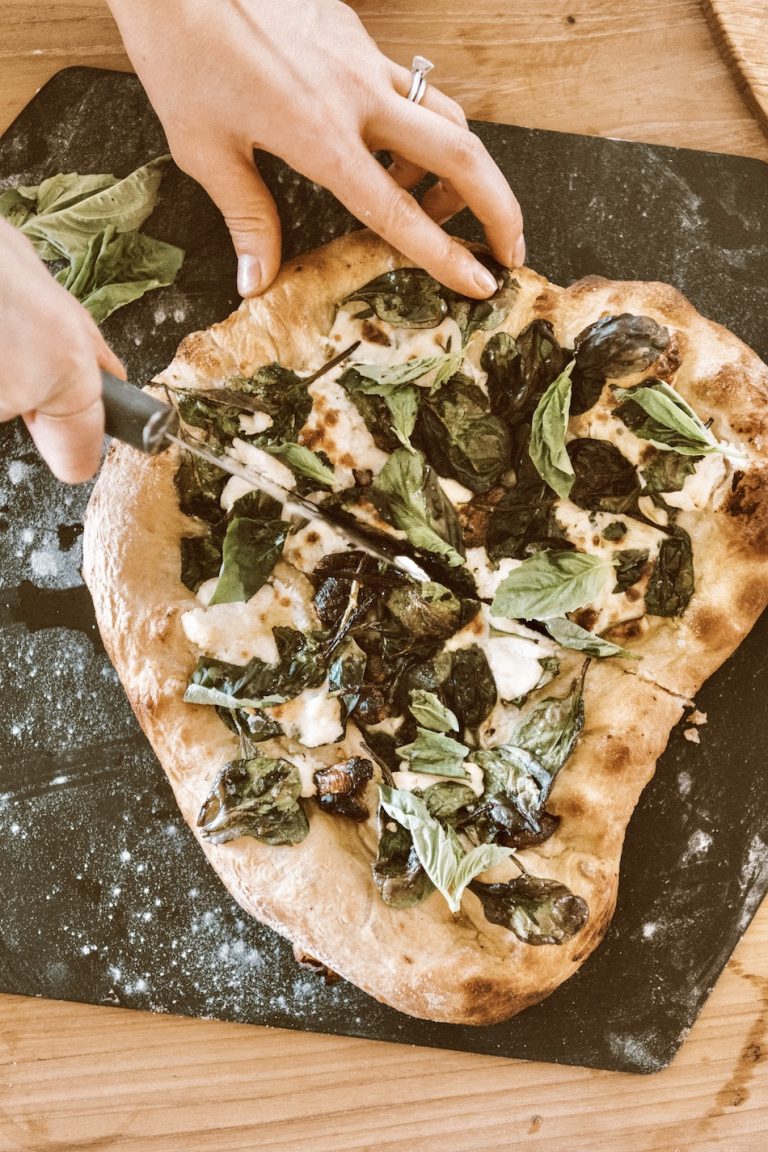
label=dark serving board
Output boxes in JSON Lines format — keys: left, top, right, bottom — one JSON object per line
{"left": 1, "top": 67, "right": 767, "bottom": 1075}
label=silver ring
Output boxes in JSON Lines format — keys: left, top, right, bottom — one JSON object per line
{"left": 406, "top": 55, "right": 434, "bottom": 105}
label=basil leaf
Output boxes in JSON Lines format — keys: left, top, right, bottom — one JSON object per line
{"left": 543, "top": 616, "right": 638, "bottom": 659}
{"left": 208, "top": 517, "right": 288, "bottom": 605}
{"left": 0, "top": 186, "right": 38, "bottom": 229}
{"left": 414, "top": 373, "right": 511, "bottom": 493}
{"left": 384, "top": 385, "right": 420, "bottom": 450}
{"left": 20, "top": 156, "right": 172, "bottom": 261}
{"left": 471, "top": 745, "right": 552, "bottom": 831}
{"left": 408, "top": 689, "right": 460, "bottom": 733}
{"left": 396, "top": 727, "right": 470, "bottom": 778}
{"left": 197, "top": 755, "right": 308, "bottom": 846}
{"left": 379, "top": 786, "right": 512, "bottom": 912}
{"left": 183, "top": 682, "right": 286, "bottom": 710}
{"left": 491, "top": 550, "right": 615, "bottom": 621}
{"left": 613, "top": 547, "right": 650, "bottom": 592}
{"left": 470, "top": 874, "right": 589, "bottom": 944}
{"left": 55, "top": 224, "right": 183, "bottom": 324}
{"left": 346, "top": 351, "right": 463, "bottom": 394}
{"left": 228, "top": 363, "right": 312, "bottom": 442}
{"left": 614, "top": 380, "right": 747, "bottom": 463}
{"left": 216, "top": 705, "right": 283, "bottom": 744}
{"left": 529, "top": 360, "right": 576, "bottom": 498}
{"left": 261, "top": 442, "right": 336, "bottom": 487}
{"left": 342, "top": 268, "right": 448, "bottom": 328}
{"left": 372, "top": 448, "right": 465, "bottom": 567}
{"left": 645, "top": 531, "right": 694, "bottom": 616}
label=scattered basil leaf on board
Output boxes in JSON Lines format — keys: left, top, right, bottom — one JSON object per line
{"left": 379, "top": 786, "right": 513, "bottom": 913}
{"left": 208, "top": 517, "right": 288, "bottom": 605}
{"left": 396, "top": 727, "right": 470, "bottom": 778}
{"left": 469, "top": 874, "right": 589, "bottom": 944}
{"left": 614, "top": 380, "right": 747, "bottom": 463}
{"left": 372, "top": 448, "right": 465, "bottom": 566}
{"left": 197, "top": 755, "right": 309, "bottom": 846}
{"left": 1, "top": 156, "right": 184, "bottom": 320}
{"left": 408, "top": 689, "right": 460, "bottom": 733}
{"left": 543, "top": 616, "right": 638, "bottom": 659}
{"left": 492, "top": 550, "right": 615, "bottom": 621}
{"left": 529, "top": 360, "right": 576, "bottom": 498}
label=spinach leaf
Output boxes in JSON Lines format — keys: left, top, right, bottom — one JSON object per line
{"left": 208, "top": 517, "right": 288, "bottom": 605}
{"left": 613, "top": 547, "right": 650, "bottom": 592}
{"left": 511, "top": 671, "right": 586, "bottom": 777}
{"left": 445, "top": 645, "right": 499, "bottom": 730}
{"left": 575, "top": 313, "right": 671, "bottom": 379}
{"left": 180, "top": 533, "right": 222, "bottom": 593}
{"left": 343, "top": 268, "right": 449, "bottom": 328}
{"left": 469, "top": 874, "right": 589, "bottom": 944}
{"left": 216, "top": 705, "right": 283, "bottom": 744}
{"left": 185, "top": 627, "right": 327, "bottom": 709}
{"left": 529, "top": 360, "right": 576, "bottom": 498}
{"left": 482, "top": 320, "right": 569, "bottom": 424}
{"left": 197, "top": 754, "right": 309, "bottom": 845}
{"left": 491, "top": 550, "right": 615, "bottom": 621}
{"left": 408, "top": 689, "right": 459, "bottom": 733}
{"left": 379, "top": 786, "right": 513, "bottom": 912}
{"left": 372, "top": 819, "right": 434, "bottom": 908}
{"left": 645, "top": 530, "right": 694, "bottom": 616}
{"left": 602, "top": 520, "right": 627, "bottom": 542}
{"left": 385, "top": 581, "right": 466, "bottom": 640}
{"left": 614, "top": 380, "right": 747, "bottom": 463}
{"left": 314, "top": 757, "right": 374, "bottom": 822}
{"left": 230, "top": 363, "right": 313, "bottom": 442}
{"left": 372, "top": 448, "right": 465, "bottom": 566}
{"left": 543, "top": 617, "right": 638, "bottom": 659}
{"left": 414, "top": 373, "right": 511, "bottom": 493}
{"left": 567, "top": 438, "right": 641, "bottom": 514}
{"left": 471, "top": 744, "right": 552, "bottom": 832}
{"left": 327, "top": 636, "right": 367, "bottom": 722}
{"left": 641, "top": 449, "right": 700, "bottom": 492}
{"left": 396, "top": 727, "right": 470, "bottom": 778}
{"left": 338, "top": 375, "right": 403, "bottom": 453}
{"left": 423, "top": 781, "right": 478, "bottom": 821}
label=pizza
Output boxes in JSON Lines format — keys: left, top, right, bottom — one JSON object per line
{"left": 82, "top": 229, "right": 768, "bottom": 1025}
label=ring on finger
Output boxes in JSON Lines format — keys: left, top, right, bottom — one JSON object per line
{"left": 406, "top": 55, "right": 434, "bottom": 105}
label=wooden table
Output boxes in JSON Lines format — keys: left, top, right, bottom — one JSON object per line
{"left": 1, "top": 3, "right": 767, "bottom": 1149}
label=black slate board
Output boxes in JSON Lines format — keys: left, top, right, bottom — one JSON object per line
{"left": 1, "top": 67, "right": 767, "bottom": 1075}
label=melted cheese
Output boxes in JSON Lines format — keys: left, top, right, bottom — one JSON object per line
{"left": 238, "top": 411, "right": 273, "bottom": 436}
{"left": 327, "top": 306, "right": 464, "bottom": 366}
{"left": 464, "top": 547, "right": 521, "bottom": 600}
{"left": 267, "top": 681, "right": 343, "bottom": 748}
{"left": 444, "top": 605, "right": 556, "bottom": 707}
{"left": 220, "top": 438, "right": 296, "bottom": 511}
{"left": 302, "top": 376, "right": 388, "bottom": 486}
{"left": 437, "top": 476, "right": 474, "bottom": 506}
{"left": 282, "top": 517, "right": 354, "bottom": 575}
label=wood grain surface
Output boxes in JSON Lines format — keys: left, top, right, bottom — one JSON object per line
{"left": 702, "top": 0, "right": 768, "bottom": 136}
{"left": 1, "top": 2, "right": 768, "bottom": 1150}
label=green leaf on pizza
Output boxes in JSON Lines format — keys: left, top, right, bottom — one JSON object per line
{"left": 645, "top": 530, "right": 695, "bottom": 616}
{"left": 372, "top": 448, "right": 465, "bottom": 567}
{"left": 491, "top": 550, "right": 615, "bottom": 621}
{"left": 408, "top": 689, "right": 460, "bottom": 733}
{"left": 528, "top": 360, "right": 576, "bottom": 497}
{"left": 378, "top": 786, "right": 513, "bottom": 913}
{"left": 414, "top": 373, "right": 511, "bottom": 493}
{"left": 208, "top": 517, "right": 288, "bottom": 605}
{"left": 471, "top": 744, "right": 553, "bottom": 832}
{"left": 396, "top": 727, "right": 470, "bottom": 779}
{"left": 469, "top": 873, "right": 589, "bottom": 944}
{"left": 543, "top": 616, "right": 638, "bottom": 659}
{"left": 260, "top": 442, "right": 336, "bottom": 487}
{"left": 614, "top": 379, "right": 747, "bottom": 463}
{"left": 197, "top": 754, "right": 309, "bottom": 846}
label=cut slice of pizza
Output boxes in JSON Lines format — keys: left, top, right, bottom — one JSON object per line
{"left": 83, "top": 229, "right": 768, "bottom": 1024}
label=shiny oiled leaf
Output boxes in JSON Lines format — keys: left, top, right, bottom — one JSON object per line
{"left": 491, "top": 550, "right": 615, "bottom": 621}
{"left": 470, "top": 874, "right": 589, "bottom": 944}
{"left": 209, "top": 517, "right": 288, "bottom": 605}
{"left": 372, "top": 448, "right": 465, "bottom": 567}
{"left": 197, "top": 755, "right": 309, "bottom": 846}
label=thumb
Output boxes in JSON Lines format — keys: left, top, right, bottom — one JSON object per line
{"left": 196, "top": 150, "right": 282, "bottom": 297}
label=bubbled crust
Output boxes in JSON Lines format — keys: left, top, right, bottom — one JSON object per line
{"left": 84, "top": 231, "right": 765, "bottom": 1023}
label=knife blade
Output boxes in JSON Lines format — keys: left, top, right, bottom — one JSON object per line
{"left": 100, "top": 354, "right": 439, "bottom": 585}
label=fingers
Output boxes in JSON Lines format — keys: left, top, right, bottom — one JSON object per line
{"left": 181, "top": 147, "right": 282, "bottom": 297}
{"left": 329, "top": 146, "right": 500, "bottom": 297}
{"left": 373, "top": 96, "right": 525, "bottom": 271}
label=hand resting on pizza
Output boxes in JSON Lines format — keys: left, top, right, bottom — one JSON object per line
{"left": 106, "top": 0, "right": 524, "bottom": 299}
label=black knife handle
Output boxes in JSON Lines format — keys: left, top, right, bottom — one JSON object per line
{"left": 101, "top": 371, "right": 179, "bottom": 455}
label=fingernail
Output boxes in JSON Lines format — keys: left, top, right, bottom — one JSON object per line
{"left": 513, "top": 234, "right": 526, "bottom": 266}
{"left": 473, "top": 263, "right": 499, "bottom": 295}
{"left": 237, "top": 254, "right": 263, "bottom": 297}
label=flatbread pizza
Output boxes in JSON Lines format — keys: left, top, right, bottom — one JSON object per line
{"left": 83, "top": 229, "right": 768, "bottom": 1024}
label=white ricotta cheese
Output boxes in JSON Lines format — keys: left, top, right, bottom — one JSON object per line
{"left": 464, "top": 546, "right": 521, "bottom": 600}
{"left": 282, "top": 517, "right": 353, "bottom": 574}
{"left": 484, "top": 634, "right": 552, "bottom": 703}
{"left": 437, "top": 476, "right": 474, "bottom": 506}
{"left": 238, "top": 411, "right": 274, "bottom": 436}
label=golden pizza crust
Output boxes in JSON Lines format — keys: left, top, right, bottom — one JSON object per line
{"left": 83, "top": 229, "right": 767, "bottom": 1024}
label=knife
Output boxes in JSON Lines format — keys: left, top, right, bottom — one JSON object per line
{"left": 99, "top": 350, "right": 440, "bottom": 585}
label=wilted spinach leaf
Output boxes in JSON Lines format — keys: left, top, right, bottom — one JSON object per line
{"left": 174, "top": 453, "right": 227, "bottom": 524}
{"left": 180, "top": 533, "right": 222, "bottom": 593}
{"left": 469, "top": 873, "right": 589, "bottom": 944}
{"left": 482, "top": 320, "right": 569, "bottom": 425}
{"left": 471, "top": 744, "right": 552, "bottom": 833}
{"left": 229, "top": 362, "right": 313, "bottom": 442}
{"left": 511, "top": 671, "right": 586, "bottom": 777}
{"left": 645, "top": 530, "right": 694, "bottom": 616}
{"left": 613, "top": 548, "right": 650, "bottom": 593}
{"left": 186, "top": 627, "right": 327, "bottom": 709}
{"left": 414, "top": 373, "right": 511, "bottom": 493}
{"left": 197, "top": 754, "right": 309, "bottom": 845}
{"left": 343, "top": 268, "right": 448, "bottom": 328}
{"left": 570, "top": 313, "right": 670, "bottom": 416}
{"left": 485, "top": 439, "right": 565, "bottom": 561}
{"left": 216, "top": 705, "right": 283, "bottom": 744}
{"left": 385, "top": 580, "right": 464, "bottom": 640}
{"left": 372, "top": 819, "right": 435, "bottom": 908}
{"left": 567, "top": 438, "right": 641, "bottom": 514}
{"left": 641, "top": 449, "right": 700, "bottom": 492}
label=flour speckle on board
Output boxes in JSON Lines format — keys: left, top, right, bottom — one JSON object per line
{"left": 681, "top": 829, "right": 713, "bottom": 864}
